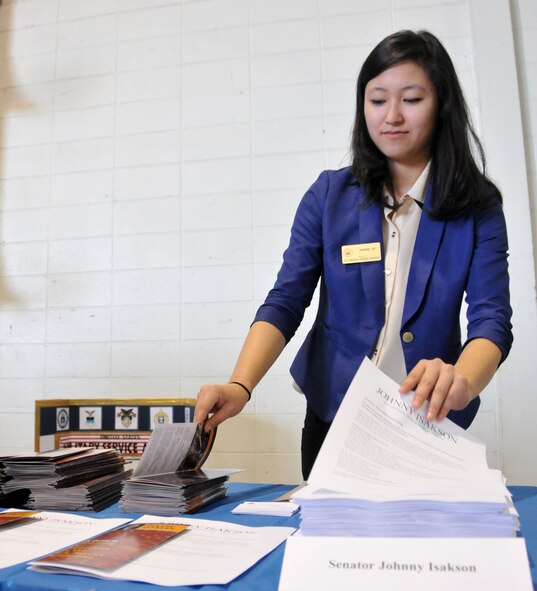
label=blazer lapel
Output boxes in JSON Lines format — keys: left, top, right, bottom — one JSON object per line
{"left": 357, "top": 201, "right": 385, "bottom": 329}
{"left": 403, "top": 200, "right": 446, "bottom": 325}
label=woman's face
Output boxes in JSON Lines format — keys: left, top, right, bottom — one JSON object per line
{"left": 364, "top": 61, "right": 438, "bottom": 169}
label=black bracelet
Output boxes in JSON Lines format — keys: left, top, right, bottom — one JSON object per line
{"left": 228, "top": 381, "right": 252, "bottom": 401}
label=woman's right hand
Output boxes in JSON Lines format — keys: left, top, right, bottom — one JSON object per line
{"left": 193, "top": 382, "right": 250, "bottom": 432}
{"left": 193, "top": 321, "right": 286, "bottom": 432}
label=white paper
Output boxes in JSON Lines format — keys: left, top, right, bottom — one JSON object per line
{"left": 0, "top": 509, "right": 130, "bottom": 568}
{"left": 278, "top": 536, "right": 534, "bottom": 591}
{"left": 232, "top": 501, "right": 299, "bottom": 517}
{"left": 32, "top": 515, "right": 296, "bottom": 586}
{"left": 308, "top": 358, "right": 503, "bottom": 497}
{"left": 296, "top": 360, "right": 516, "bottom": 538}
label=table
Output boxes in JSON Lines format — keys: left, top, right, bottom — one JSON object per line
{"left": 512, "top": 486, "right": 537, "bottom": 590}
{"left": 0, "top": 483, "right": 535, "bottom": 591}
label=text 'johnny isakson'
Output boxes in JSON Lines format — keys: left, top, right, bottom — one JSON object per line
{"left": 375, "top": 387, "right": 458, "bottom": 443}
{"left": 328, "top": 560, "right": 476, "bottom": 573}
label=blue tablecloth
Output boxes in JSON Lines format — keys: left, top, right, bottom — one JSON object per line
{"left": 1, "top": 483, "right": 535, "bottom": 591}
{"left": 512, "top": 486, "right": 537, "bottom": 590}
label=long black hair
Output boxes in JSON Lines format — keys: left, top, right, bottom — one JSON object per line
{"left": 351, "top": 30, "right": 500, "bottom": 219}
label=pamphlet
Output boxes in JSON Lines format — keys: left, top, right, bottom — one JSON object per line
{"left": 31, "top": 515, "right": 295, "bottom": 586}
{"left": 32, "top": 522, "right": 189, "bottom": 572}
{"left": 0, "top": 509, "right": 130, "bottom": 568}
{"left": 0, "top": 510, "right": 39, "bottom": 529}
{"left": 133, "top": 422, "right": 216, "bottom": 477}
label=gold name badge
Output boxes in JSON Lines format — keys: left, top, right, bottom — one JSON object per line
{"left": 341, "top": 242, "right": 381, "bottom": 264}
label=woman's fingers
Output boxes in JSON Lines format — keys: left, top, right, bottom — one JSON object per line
{"left": 194, "top": 383, "right": 249, "bottom": 431}
{"left": 401, "top": 359, "right": 470, "bottom": 422}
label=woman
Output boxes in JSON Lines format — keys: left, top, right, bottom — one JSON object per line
{"left": 194, "top": 30, "right": 513, "bottom": 480}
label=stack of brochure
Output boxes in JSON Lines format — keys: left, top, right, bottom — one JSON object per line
{"left": 121, "top": 468, "right": 233, "bottom": 515}
{"left": 2, "top": 448, "right": 129, "bottom": 511}
{"left": 0, "top": 455, "right": 30, "bottom": 508}
{"left": 120, "top": 423, "right": 239, "bottom": 515}
{"left": 293, "top": 359, "right": 519, "bottom": 538}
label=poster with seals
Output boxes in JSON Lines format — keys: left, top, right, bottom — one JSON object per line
{"left": 35, "top": 398, "right": 196, "bottom": 459}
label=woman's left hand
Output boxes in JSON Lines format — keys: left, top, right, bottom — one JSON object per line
{"left": 399, "top": 358, "right": 473, "bottom": 422}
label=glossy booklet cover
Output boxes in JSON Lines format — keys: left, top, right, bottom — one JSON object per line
{"left": 0, "top": 510, "right": 39, "bottom": 529}
{"left": 32, "top": 522, "right": 189, "bottom": 572}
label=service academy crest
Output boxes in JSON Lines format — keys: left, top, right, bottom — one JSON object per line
{"left": 56, "top": 407, "right": 70, "bottom": 431}
{"left": 115, "top": 407, "right": 138, "bottom": 430}
{"left": 150, "top": 407, "right": 173, "bottom": 429}
{"left": 80, "top": 407, "right": 102, "bottom": 430}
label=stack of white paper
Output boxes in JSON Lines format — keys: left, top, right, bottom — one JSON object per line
{"left": 293, "top": 358, "right": 518, "bottom": 538}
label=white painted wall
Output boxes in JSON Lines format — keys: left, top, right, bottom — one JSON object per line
{"left": 0, "top": 0, "right": 535, "bottom": 485}
{"left": 468, "top": 0, "right": 537, "bottom": 485}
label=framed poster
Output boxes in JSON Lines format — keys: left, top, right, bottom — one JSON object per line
{"left": 35, "top": 398, "right": 196, "bottom": 459}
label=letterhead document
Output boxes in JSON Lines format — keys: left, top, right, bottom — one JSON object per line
{"left": 306, "top": 357, "right": 506, "bottom": 500}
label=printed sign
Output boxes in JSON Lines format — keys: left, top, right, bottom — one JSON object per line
{"left": 58, "top": 432, "right": 151, "bottom": 457}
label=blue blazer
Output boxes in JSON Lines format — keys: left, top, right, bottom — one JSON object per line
{"left": 254, "top": 168, "right": 513, "bottom": 426}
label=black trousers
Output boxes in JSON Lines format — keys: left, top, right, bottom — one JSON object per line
{"left": 301, "top": 404, "right": 332, "bottom": 481}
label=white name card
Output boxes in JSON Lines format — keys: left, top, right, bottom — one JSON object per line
{"left": 278, "top": 536, "right": 533, "bottom": 591}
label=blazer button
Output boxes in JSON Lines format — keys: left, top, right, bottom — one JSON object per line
{"left": 402, "top": 331, "right": 414, "bottom": 343}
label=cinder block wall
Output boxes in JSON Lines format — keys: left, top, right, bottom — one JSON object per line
{"left": 0, "top": 0, "right": 534, "bottom": 484}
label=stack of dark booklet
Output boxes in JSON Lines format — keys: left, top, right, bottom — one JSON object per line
{"left": 120, "top": 423, "right": 237, "bottom": 516}
{"left": 0, "top": 455, "right": 30, "bottom": 508}
{"left": 2, "top": 448, "right": 131, "bottom": 511}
